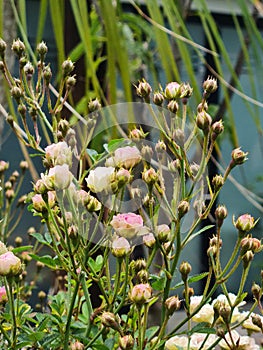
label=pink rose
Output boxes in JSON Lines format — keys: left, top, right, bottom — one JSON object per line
{"left": 0, "top": 251, "right": 22, "bottom": 277}
{"left": 107, "top": 146, "right": 141, "bottom": 169}
{"left": 0, "top": 286, "right": 7, "bottom": 304}
{"left": 130, "top": 283, "right": 152, "bottom": 304}
{"left": 110, "top": 213, "right": 144, "bottom": 239}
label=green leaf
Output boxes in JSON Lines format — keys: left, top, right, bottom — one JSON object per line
{"left": 12, "top": 245, "right": 33, "bottom": 254}
{"left": 88, "top": 255, "right": 104, "bottom": 273}
{"left": 150, "top": 275, "right": 166, "bottom": 291}
{"left": 145, "top": 325, "right": 159, "bottom": 340}
{"left": 29, "top": 254, "right": 58, "bottom": 269}
{"left": 30, "top": 232, "right": 51, "bottom": 246}
{"left": 188, "top": 322, "right": 216, "bottom": 335}
{"left": 104, "top": 138, "right": 130, "bottom": 153}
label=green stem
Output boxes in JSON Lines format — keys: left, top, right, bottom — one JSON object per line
{"left": 111, "top": 258, "right": 122, "bottom": 306}
{"left": 63, "top": 279, "right": 80, "bottom": 350}
{"left": 80, "top": 273, "right": 93, "bottom": 338}
{"left": 6, "top": 278, "right": 17, "bottom": 349}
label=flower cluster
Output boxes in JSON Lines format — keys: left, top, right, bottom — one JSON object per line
{"left": 0, "top": 38, "right": 261, "bottom": 350}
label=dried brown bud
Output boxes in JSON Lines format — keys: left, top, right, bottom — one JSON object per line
{"left": 251, "top": 283, "right": 262, "bottom": 301}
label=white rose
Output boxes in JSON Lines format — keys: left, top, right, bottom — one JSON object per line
{"left": 106, "top": 146, "right": 141, "bottom": 169}
{"left": 190, "top": 296, "right": 214, "bottom": 324}
{"left": 219, "top": 330, "right": 260, "bottom": 350}
{"left": 45, "top": 142, "right": 72, "bottom": 166}
{"left": 190, "top": 333, "right": 217, "bottom": 350}
{"left": 165, "top": 336, "right": 188, "bottom": 350}
{"left": 85, "top": 167, "right": 114, "bottom": 193}
{"left": 42, "top": 164, "right": 73, "bottom": 190}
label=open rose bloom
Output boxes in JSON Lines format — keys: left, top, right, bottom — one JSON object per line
{"left": 110, "top": 212, "right": 148, "bottom": 239}
{"left": 106, "top": 146, "right": 141, "bottom": 169}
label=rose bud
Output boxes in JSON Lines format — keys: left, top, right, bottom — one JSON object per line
{"left": 219, "top": 304, "right": 231, "bottom": 324}
{"left": 164, "top": 82, "right": 181, "bottom": 100}
{"left": 180, "top": 82, "right": 193, "bottom": 99}
{"left": 0, "top": 241, "right": 8, "bottom": 255}
{"left": 143, "top": 233, "right": 156, "bottom": 248}
{"left": 0, "top": 38, "right": 7, "bottom": 58}
{"left": 165, "top": 295, "right": 181, "bottom": 316}
{"left": 215, "top": 205, "right": 228, "bottom": 228}
{"left": 101, "top": 311, "right": 121, "bottom": 332}
{"left": 43, "top": 65, "right": 52, "bottom": 84}
{"left": 212, "top": 174, "right": 224, "bottom": 192}
{"left": 234, "top": 214, "right": 256, "bottom": 233}
{"left": 86, "top": 195, "right": 102, "bottom": 212}
{"left": 133, "top": 259, "right": 147, "bottom": 273}
{"left": 251, "top": 283, "right": 261, "bottom": 301}
{"left": 70, "top": 341, "right": 85, "bottom": 350}
{"left": 88, "top": 98, "right": 101, "bottom": 113}
{"left": 231, "top": 147, "right": 248, "bottom": 166}
{"left": 167, "top": 100, "right": 179, "bottom": 114}
{"left": 137, "top": 270, "right": 149, "bottom": 283}
{"left": 24, "top": 62, "right": 35, "bottom": 78}
{"left": 62, "top": 58, "right": 74, "bottom": 77}
{"left": 252, "top": 314, "right": 263, "bottom": 331}
{"left": 111, "top": 237, "right": 131, "bottom": 258}
{"left": 242, "top": 250, "right": 254, "bottom": 267}
{"left": 119, "top": 335, "right": 134, "bottom": 350}
{"left": 155, "top": 140, "right": 166, "bottom": 154}
{"left": 130, "top": 283, "right": 152, "bottom": 305}
{"left": 240, "top": 237, "right": 253, "bottom": 254}
{"left": 0, "top": 251, "right": 22, "bottom": 277}
{"left": 168, "top": 159, "right": 181, "bottom": 173}
{"left": 0, "top": 286, "right": 7, "bottom": 304}
{"left": 136, "top": 79, "right": 152, "bottom": 99}
{"left": 142, "top": 168, "right": 158, "bottom": 185}
{"left": 0, "top": 160, "right": 9, "bottom": 173}
{"left": 197, "top": 101, "right": 208, "bottom": 112}
{"left": 129, "top": 128, "right": 145, "bottom": 141}
{"left": 251, "top": 238, "right": 262, "bottom": 253}
{"left": 156, "top": 224, "right": 170, "bottom": 243}
{"left": 196, "top": 110, "right": 212, "bottom": 131}
{"left": 177, "top": 200, "right": 190, "bottom": 219}
{"left": 153, "top": 91, "right": 164, "bottom": 106}
{"left": 212, "top": 120, "right": 224, "bottom": 137}
{"left": 203, "top": 76, "right": 218, "bottom": 94}
{"left": 179, "top": 261, "right": 192, "bottom": 282}
{"left": 37, "top": 41, "right": 48, "bottom": 60}
{"left": 115, "top": 168, "right": 132, "bottom": 187}
{"left": 141, "top": 145, "right": 154, "bottom": 163}
{"left": 11, "top": 38, "right": 25, "bottom": 57}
